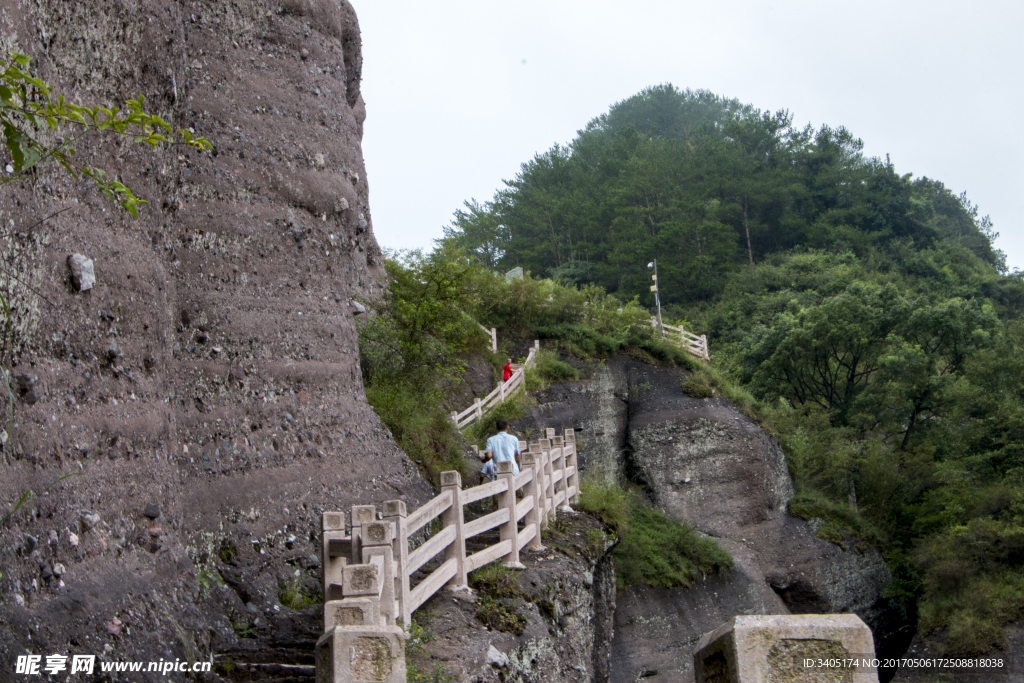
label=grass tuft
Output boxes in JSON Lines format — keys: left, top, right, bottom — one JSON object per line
{"left": 278, "top": 578, "right": 319, "bottom": 610}
{"left": 578, "top": 476, "right": 733, "bottom": 590}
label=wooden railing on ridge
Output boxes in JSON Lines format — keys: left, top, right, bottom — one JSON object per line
{"left": 451, "top": 340, "right": 539, "bottom": 429}
{"left": 319, "top": 427, "right": 578, "bottom": 632}
{"left": 653, "top": 318, "right": 710, "bottom": 361}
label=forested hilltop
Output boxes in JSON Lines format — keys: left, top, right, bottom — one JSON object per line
{"left": 439, "top": 86, "right": 1024, "bottom": 656}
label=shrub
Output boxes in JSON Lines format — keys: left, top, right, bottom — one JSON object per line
{"left": 366, "top": 383, "right": 471, "bottom": 486}
{"left": 278, "top": 578, "right": 318, "bottom": 610}
{"left": 788, "top": 491, "right": 884, "bottom": 548}
{"left": 578, "top": 475, "right": 631, "bottom": 533}
{"left": 614, "top": 498, "right": 734, "bottom": 590}
{"left": 533, "top": 349, "right": 580, "bottom": 383}
{"left": 469, "top": 562, "right": 522, "bottom": 599}
{"left": 681, "top": 377, "right": 714, "bottom": 398}
{"left": 578, "top": 478, "right": 733, "bottom": 590}
{"left": 462, "top": 391, "right": 530, "bottom": 449}
{"left": 476, "top": 596, "right": 527, "bottom": 634}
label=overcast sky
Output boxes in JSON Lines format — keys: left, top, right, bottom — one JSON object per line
{"left": 352, "top": 0, "right": 1023, "bottom": 271}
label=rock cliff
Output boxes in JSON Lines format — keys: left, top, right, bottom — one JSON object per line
{"left": 409, "top": 511, "right": 616, "bottom": 683}
{"left": 0, "top": 0, "right": 431, "bottom": 673}
{"left": 515, "top": 356, "right": 904, "bottom": 683}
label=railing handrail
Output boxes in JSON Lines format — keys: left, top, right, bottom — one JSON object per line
{"left": 652, "top": 317, "right": 709, "bottom": 361}
{"left": 319, "top": 427, "right": 581, "bottom": 640}
{"left": 452, "top": 341, "right": 539, "bottom": 429}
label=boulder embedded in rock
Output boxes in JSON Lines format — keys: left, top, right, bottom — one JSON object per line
{"left": 67, "top": 254, "right": 95, "bottom": 291}
{"left": 486, "top": 644, "right": 509, "bottom": 668}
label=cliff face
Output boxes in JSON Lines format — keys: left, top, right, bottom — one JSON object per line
{"left": 0, "top": 0, "right": 431, "bottom": 670}
{"left": 516, "top": 356, "right": 903, "bottom": 683}
{"left": 409, "top": 511, "right": 616, "bottom": 683}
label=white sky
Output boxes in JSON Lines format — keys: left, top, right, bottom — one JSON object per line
{"left": 353, "top": 0, "right": 1024, "bottom": 270}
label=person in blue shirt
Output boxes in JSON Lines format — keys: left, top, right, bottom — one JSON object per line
{"left": 479, "top": 418, "right": 520, "bottom": 485}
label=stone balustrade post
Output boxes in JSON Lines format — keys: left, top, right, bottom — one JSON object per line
{"left": 521, "top": 453, "right": 544, "bottom": 550}
{"left": 499, "top": 380, "right": 505, "bottom": 402}
{"left": 527, "top": 443, "right": 547, "bottom": 525}
{"left": 474, "top": 397, "right": 482, "bottom": 421}
{"left": 496, "top": 461, "right": 524, "bottom": 569}
{"left": 382, "top": 500, "right": 410, "bottom": 630}
{"left": 350, "top": 505, "right": 376, "bottom": 563}
{"left": 360, "top": 521, "right": 396, "bottom": 627}
{"left": 694, "top": 614, "right": 878, "bottom": 683}
{"left": 541, "top": 441, "right": 556, "bottom": 518}
{"left": 565, "top": 429, "right": 580, "bottom": 504}
{"left": 451, "top": 410, "right": 458, "bottom": 425}
{"left": 440, "top": 471, "right": 469, "bottom": 591}
{"left": 316, "top": 625, "right": 406, "bottom": 683}
{"left": 322, "top": 512, "right": 349, "bottom": 602}
{"left": 555, "top": 445, "right": 572, "bottom": 512}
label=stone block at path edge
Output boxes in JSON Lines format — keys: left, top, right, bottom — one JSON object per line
{"left": 694, "top": 614, "right": 878, "bottom": 683}
{"left": 316, "top": 625, "right": 405, "bottom": 683}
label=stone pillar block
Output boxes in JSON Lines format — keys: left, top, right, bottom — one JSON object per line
{"left": 694, "top": 614, "right": 878, "bottom": 683}
{"left": 440, "top": 470, "right": 469, "bottom": 591}
{"left": 521, "top": 453, "right": 544, "bottom": 550}
{"left": 325, "top": 598, "right": 378, "bottom": 628}
{"left": 350, "top": 505, "right": 376, "bottom": 563}
{"left": 342, "top": 563, "right": 380, "bottom": 598}
{"left": 382, "top": 499, "right": 410, "bottom": 629}
{"left": 323, "top": 512, "right": 350, "bottom": 602}
{"left": 497, "top": 461, "right": 524, "bottom": 569}
{"left": 316, "top": 625, "right": 405, "bottom": 683}
{"left": 361, "top": 521, "right": 393, "bottom": 547}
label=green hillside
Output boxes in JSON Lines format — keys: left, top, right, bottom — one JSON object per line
{"left": 435, "top": 85, "right": 1024, "bottom": 655}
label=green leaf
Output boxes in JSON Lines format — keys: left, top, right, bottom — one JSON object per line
{"left": 2, "top": 121, "right": 25, "bottom": 170}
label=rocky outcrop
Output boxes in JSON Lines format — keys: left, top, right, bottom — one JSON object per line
{"left": 515, "top": 356, "right": 902, "bottom": 683}
{"left": 893, "top": 622, "right": 1024, "bottom": 683}
{"left": 410, "top": 511, "right": 616, "bottom": 683}
{"left": 0, "top": 0, "right": 431, "bottom": 672}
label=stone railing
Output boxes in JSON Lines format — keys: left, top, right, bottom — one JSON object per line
{"left": 652, "top": 318, "right": 710, "bottom": 361}
{"left": 316, "top": 428, "right": 579, "bottom": 682}
{"left": 451, "top": 341, "right": 539, "bottom": 429}
{"left": 475, "top": 323, "right": 498, "bottom": 353}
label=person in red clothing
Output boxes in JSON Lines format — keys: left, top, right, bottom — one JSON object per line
{"left": 502, "top": 358, "right": 513, "bottom": 381}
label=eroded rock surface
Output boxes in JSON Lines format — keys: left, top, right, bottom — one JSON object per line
{"left": 410, "top": 511, "right": 616, "bottom": 683}
{"left": 0, "top": 0, "right": 431, "bottom": 672}
{"left": 515, "top": 356, "right": 899, "bottom": 683}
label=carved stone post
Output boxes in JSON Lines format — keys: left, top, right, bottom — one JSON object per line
{"left": 316, "top": 625, "right": 406, "bottom": 683}
{"left": 541, "top": 441, "right": 556, "bottom": 518}
{"left": 440, "top": 471, "right": 469, "bottom": 591}
{"left": 555, "top": 445, "right": 572, "bottom": 512}
{"left": 322, "top": 511, "right": 350, "bottom": 602}
{"left": 496, "top": 461, "right": 524, "bottom": 569}
{"left": 521, "top": 452, "right": 544, "bottom": 550}
{"left": 527, "top": 444, "right": 547, "bottom": 525}
{"left": 382, "top": 500, "right": 409, "bottom": 630}
{"left": 694, "top": 614, "right": 878, "bottom": 683}
{"left": 565, "top": 429, "right": 580, "bottom": 504}
{"left": 350, "top": 505, "right": 376, "bottom": 564}
{"left": 360, "top": 521, "right": 396, "bottom": 627}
